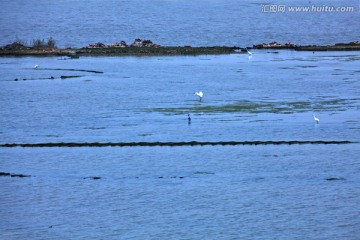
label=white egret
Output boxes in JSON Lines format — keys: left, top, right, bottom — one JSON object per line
{"left": 195, "top": 91, "right": 204, "bottom": 101}
{"left": 246, "top": 48, "right": 252, "bottom": 55}
{"left": 313, "top": 114, "right": 320, "bottom": 124}
{"left": 34, "top": 65, "right": 39, "bottom": 69}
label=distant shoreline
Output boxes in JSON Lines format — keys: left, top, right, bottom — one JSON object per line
{"left": 1, "top": 40, "right": 359, "bottom": 57}
{"left": 252, "top": 41, "right": 360, "bottom": 51}
{"left": 0, "top": 46, "right": 243, "bottom": 57}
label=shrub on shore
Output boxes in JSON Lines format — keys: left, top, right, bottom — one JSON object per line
{"left": 1, "top": 37, "right": 58, "bottom": 50}
{"left": 32, "top": 37, "right": 57, "bottom": 49}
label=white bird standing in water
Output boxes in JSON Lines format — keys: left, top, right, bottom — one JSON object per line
{"left": 34, "top": 65, "right": 39, "bottom": 69}
{"left": 195, "top": 91, "right": 204, "bottom": 101}
{"left": 246, "top": 48, "right": 252, "bottom": 56}
{"left": 313, "top": 114, "right": 320, "bottom": 124}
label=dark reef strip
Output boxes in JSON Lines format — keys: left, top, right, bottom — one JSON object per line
{"left": 325, "top": 177, "right": 346, "bottom": 181}
{"left": 83, "top": 176, "right": 101, "bottom": 180}
{"left": 0, "top": 141, "right": 355, "bottom": 148}
{"left": 0, "top": 172, "right": 31, "bottom": 178}
{"left": 14, "top": 75, "right": 83, "bottom": 81}
{"left": 60, "top": 75, "right": 83, "bottom": 79}
{"left": 41, "top": 68, "right": 103, "bottom": 74}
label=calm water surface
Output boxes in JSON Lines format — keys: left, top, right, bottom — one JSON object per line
{"left": 0, "top": 51, "right": 360, "bottom": 239}
{"left": 1, "top": 0, "right": 360, "bottom": 238}
{"left": 1, "top": 145, "right": 360, "bottom": 239}
{"left": 0, "top": 51, "right": 359, "bottom": 143}
{"left": 0, "top": 0, "right": 359, "bottom": 47}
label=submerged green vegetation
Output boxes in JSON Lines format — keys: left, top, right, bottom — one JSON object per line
{"left": 151, "top": 99, "right": 356, "bottom": 115}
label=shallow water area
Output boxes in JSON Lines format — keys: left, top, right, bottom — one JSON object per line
{"left": 0, "top": 50, "right": 360, "bottom": 239}
{"left": 1, "top": 144, "right": 360, "bottom": 239}
{"left": 0, "top": 51, "right": 359, "bottom": 143}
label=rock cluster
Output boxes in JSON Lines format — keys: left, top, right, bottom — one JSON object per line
{"left": 253, "top": 41, "right": 296, "bottom": 49}
{"left": 87, "top": 42, "right": 108, "bottom": 48}
{"left": 130, "top": 38, "right": 160, "bottom": 47}
{"left": 87, "top": 39, "right": 161, "bottom": 48}
{"left": 335, "top": 41, "right": 360, "bottom": 46}
{"left": 110, "top": 41, "right": 127, "bottom": 47}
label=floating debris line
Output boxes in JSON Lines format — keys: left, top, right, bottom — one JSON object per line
{"left": 0, "top": 141, "right": 355, "bottom": 148}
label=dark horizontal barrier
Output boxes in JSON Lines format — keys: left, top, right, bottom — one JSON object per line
{"left": 0, "top": 141, "right": 355, "bottom": 148}
{"left": 41, "top": 68, "right": 104, "bottom": 74}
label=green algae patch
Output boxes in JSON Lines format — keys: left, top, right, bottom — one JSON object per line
{"left": 150, "top": 98, "right": 354, "bottom": 115}
{"left": 151, "top": 99, "right": 353, "bottom": 115}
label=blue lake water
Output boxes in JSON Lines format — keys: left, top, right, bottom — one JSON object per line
{"left": 0, "top": 52, "right": 359, "bottom": 143}
{"left": 1, "top": 50, "right": 360, "bottom": 239}
{"left": 0, "top": 0, "right": 360, "bottom": 48}
{"left": 1, "top": 0, "right": 360, "bottom": 239}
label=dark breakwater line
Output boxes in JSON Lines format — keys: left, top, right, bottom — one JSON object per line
{"left": 41, "top": 68, "right": 103, "bottom": 74}
{"left": 0, "top": 172, "right": 31, "bottom": 178}
{"left": 13, "top": 75, "right": 83, "bottom": 81}
{"left": 0, "top": 141, "right": 355, "bottom": 148}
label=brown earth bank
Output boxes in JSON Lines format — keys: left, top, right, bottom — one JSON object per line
{"left": 1, "top": 39, "right": 360, "bottom": 57}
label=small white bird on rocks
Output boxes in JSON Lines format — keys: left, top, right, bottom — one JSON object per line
{"left": 195, "top": 91, "right": 203, "bottom": 101}
{"left": 34, "top": 65, "right": 39, "bottom": 69}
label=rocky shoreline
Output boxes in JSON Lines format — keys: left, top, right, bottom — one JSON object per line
{"left": 294, "top": 42, "right": 360, "bottom": 51}
{"left": 0, "top": 38, "right": 242, "bottom": 57}
{"left": 253, "top": 41, "right": 360, "bottom": 51}
{"left": 1, "top": 39, "right": 359, "bottom": 57}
